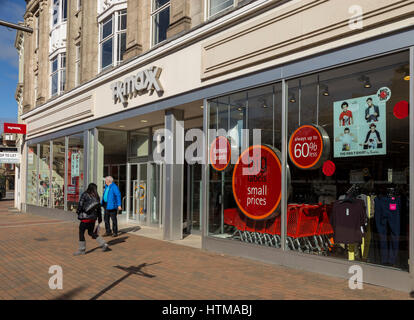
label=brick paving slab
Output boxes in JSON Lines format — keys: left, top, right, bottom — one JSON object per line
{"left": 0, "top": 200, "right": 410, "bottom": 300}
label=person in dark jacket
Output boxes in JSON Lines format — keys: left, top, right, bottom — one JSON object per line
{"left": 365, "top": 98, "right": 380, "bottom": 122}
{"left": 102, "top": 176, "right": 122, "bottom": 237}
{"left": 74, "top": 183, "right": 109, "bottom": 256}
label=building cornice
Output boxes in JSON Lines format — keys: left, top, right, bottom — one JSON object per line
{"left": 21, "top": 0, "right": 278, "bottom": 120}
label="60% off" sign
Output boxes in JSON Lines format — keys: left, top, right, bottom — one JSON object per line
{"left": 288, "top": 125, "right": 330, "bottom": 170}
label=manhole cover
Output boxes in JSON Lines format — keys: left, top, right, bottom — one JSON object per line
{"left": 34, "top": 238, "right": 48, "bottom": 241}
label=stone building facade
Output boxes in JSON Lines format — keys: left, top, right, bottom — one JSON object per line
{"left": 17, "top": 0, "right": 414, "bottom": 292}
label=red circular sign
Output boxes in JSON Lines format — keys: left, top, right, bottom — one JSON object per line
{"left": 322, "top": 160, "right": 336, "bottom": 177}
{"left": 210, "top": 136, "right": 231, "bottom": 171}
{"left": 232, "top": 145, "right": 282, "bottom": 220}
{"left": 393, "top": 101, "right": 409, "bottom": 119}
{"left": 289, "top": 125, "right": 327, "bottom": 169}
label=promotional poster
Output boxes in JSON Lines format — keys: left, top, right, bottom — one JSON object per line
{"left": 333, "top": 89, "right": 388, "bottom": 158}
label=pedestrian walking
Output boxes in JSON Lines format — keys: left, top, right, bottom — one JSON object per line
{"left": 74, "top": 183, "right": 109, "bottom": 256}
{"left": 102, "top": 176, "right": 122, "bottom": 237}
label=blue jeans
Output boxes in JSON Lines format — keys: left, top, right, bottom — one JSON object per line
{"left": 375, "top": 198, "right": 400, "bottom": 265}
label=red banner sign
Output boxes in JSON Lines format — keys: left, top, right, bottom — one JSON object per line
{"left": 210, "top": 136, "right": 231, "bottom": 171}
{"left": 3, "top": 123, "right": 26, "bottom": 134}
{"left": 288, "top": 125, "right": 329, "bottom": 169}
{"left": 232, "top": 145, "right": 282, "bottom": 220}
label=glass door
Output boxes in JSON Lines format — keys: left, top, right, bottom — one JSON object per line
{"left": 149, "top": 162, "right": 163, "bottom": 227}
{"left": 186, "top": 163, "right": 202, "bottom": 234}
{"left": 128, "top": 162, "right": 164, "bottom": 226}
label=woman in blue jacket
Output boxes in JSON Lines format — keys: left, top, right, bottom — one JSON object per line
{"left": 102, "top": 176, "right": 122, "bottom": 237}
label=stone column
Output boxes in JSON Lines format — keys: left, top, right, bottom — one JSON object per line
{"left": 36, "top": 0, "right": 49, "bottom": 106}
{"left": 66, "top": 0, "right": 82, "bottom": 91}
{"left": 124, "top": 0, "right": 143, "bottom": 61}
{"left": 167, "top": 0, "right": 192, "bottom": 38}
{"left": 22, "top": 12, "right": 34, "bottom": 113}
{"left": 80, "top": 0, "right": 98, "bottom": 83}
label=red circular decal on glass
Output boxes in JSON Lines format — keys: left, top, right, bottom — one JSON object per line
{"left": 393, "top": 101, "right": 409, "bottom": 119}
{"left": 232, "top": 145, "right": 282, "bottom": 220}
{"left": 289, "top": 125, "right": 324, "bottom": 169}
{"left": 322, "top": 160, "right": 336, "bottom": 177}
{"left": 210, "top": 136, "right": 231, "bottom": 171}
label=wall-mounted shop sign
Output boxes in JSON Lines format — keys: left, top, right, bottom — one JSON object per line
{"left": 71, "top": 153, "right": 80, "bottom": 178}
{"left": 3, "top": 123, "right": 26, "bottom": 134}
{"left": 289, "top": 125, "right": 330, "bottom": 170}
{"left": 110, "top": 66, "right": 164, "bottom": 104}
{"left": 0, "top": 147, "right": 20, "bottom": 164}
{"left": 333, "top": 90, "right": 387, "bottom": 158}
{"left": 210, "top": 136, "right": 231, "bottom": 171}
{"left": 232, "top": 145, "right": 283, "bottom": 221}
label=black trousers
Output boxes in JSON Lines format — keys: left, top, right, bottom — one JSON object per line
{"left": 79, "top": 221, "right": 97, "bottom": 241}
{"left": 104, "top": 209, "right": 118, "bottom": 234}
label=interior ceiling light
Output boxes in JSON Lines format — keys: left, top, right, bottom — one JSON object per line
{"left": 141, "top": 119, "right": 148, "bottom": 123}
{"left": 260, "top": 98, "right": 268, "bottom": 108}
{"left": 359, "top": 75, "right": 371, "bottom": 89}
{"left": 119, "top": 125, "right": 125, "bottom": 128}
{"left": 396, "top": 65, "right": 410, "bottom": 81}
{"left": 322, "top": 85, "right": 330, "bottom": 96}
{"left": 289, "top": 93, "right": 296, "bottom": 103}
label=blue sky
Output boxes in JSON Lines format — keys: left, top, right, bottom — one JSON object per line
{"left": 0, "top": 0, "right": 26, "bottom": 133}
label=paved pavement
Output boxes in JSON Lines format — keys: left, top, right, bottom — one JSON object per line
{"left": 0, "top": 200, "right": 410, "bottom": 300}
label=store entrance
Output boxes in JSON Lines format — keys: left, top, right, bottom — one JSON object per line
{"left": 127, "top": 162, "right": 164, "bottom": 227}
{"left": 183, "top": 162, "right": 202, "bottom": 235}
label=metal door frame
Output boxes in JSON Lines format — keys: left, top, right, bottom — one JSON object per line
{"left": 126, "top": 161, "right": 164, "bottom": 228}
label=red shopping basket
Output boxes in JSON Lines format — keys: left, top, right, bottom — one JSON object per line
{"left": 264, "top": 215, "right": 279, "bottom": 235}
{"left": 224, "top": 208, "right": 238, "bottom": 227}
{"left": 316, "top": 205, "right": 334, "bottom": 236}
{"left": 233, "top": 210, "right": 247, "bottom": 232}
{"left": 287, "top": 204, "right": 320, "bottom": 238}
{"left": 254, "top": 219, "right": 267, "bottom": 234}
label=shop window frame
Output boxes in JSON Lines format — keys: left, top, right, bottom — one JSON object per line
{"left": 203, "top": 48, "right": 413, "bottom": 280}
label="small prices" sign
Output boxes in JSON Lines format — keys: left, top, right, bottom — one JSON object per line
{"left": 232, "top": 145, "right": 285, "bottom": 220}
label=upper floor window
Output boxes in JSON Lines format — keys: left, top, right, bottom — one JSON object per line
{"left": 151, "top": 0, "right": 170, "bottom": 46}
{"left": 99, "top": 9, "right": 127, "bottom": 71}
{"left": 208, "top": 0, "right": 235, "bottom": 18}
{"left": 50, "top": 53, "right": 66, "bottom": 97}
{"left": 52, "top": 0, "right": 68, "bottom": 27}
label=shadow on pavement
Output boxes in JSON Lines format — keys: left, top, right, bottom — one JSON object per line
{"left": 53, "top": 286, "right": 87, "bottom": 300}
{"left": 90, "top": 262, "right": 161, "bottom": 300}
{"left": 85, "top": 236, "right": 129, "bottom": 254}
{"left": 118, "top": 226, "right": 141, "bottom": 234}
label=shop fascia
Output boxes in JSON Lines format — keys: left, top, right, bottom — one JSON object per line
{"left": 110, "top": 66, "right": 164, "bottom": 104}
